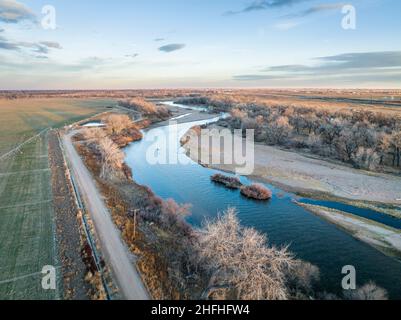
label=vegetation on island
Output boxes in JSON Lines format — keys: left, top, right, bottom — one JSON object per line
{"left": 210, "top": 173, "right": 243, "bottom": 189}
{"left": 240, "top": 184, "right": 273, "bottom": 201}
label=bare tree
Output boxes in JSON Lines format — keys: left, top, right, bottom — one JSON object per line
{"left": 266, "top": 116, "right": 293, "bottom": 145}
{"left": 286, "top": 260, "right": 320, "bottom": 299}
{"left": 82, "top": 127, "right": 106, "bottom": 141}
{"left": 103, "top": 114, "right": 132, "bottom": 135}
{"left": 97, "top": 137, "right": 125, "bottom": 179}
{"left": 121, "top": 97, "right": 171, "bottom": 118}
{"left": 197, "top": 208, "right": 294, "bottom": 300}
{"left": 160, "top": 198, "right": 192, "bottom": 228}
{"left": 376, "top": 132, "right": 391, "bottom": 166}
{"left": 334, "top": 129, "right": 358, "bottom": 162}
{"left": 352, "top": 147, "right": 380, "bottom": 170}
{"left": 391, "top": 131, "right": 401, "bottom": 167}
{"left": 344, "top": 282, "right": 388, "bottom": 300}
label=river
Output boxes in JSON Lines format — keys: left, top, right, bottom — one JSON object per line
{"left": 124, "top": 103, "right": 401, "bottom": 299}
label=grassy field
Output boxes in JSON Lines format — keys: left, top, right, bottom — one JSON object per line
{"left": 0, "top": 98, "right": 115, "bottom": 155}
{"left": 0, "top": 98, "right": 114, "bottom": 299}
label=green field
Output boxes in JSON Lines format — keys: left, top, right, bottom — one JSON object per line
{"left": 0, "top": 98, "right": 115, "bottom": 299}
{"left": 0, "top": 98, "right": 115, "bottom": 155}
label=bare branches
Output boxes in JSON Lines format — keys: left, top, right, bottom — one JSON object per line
{"left": 97, "top": 137, "right": 125, "bottom": 180}
{"left": 344, "top": 281, "right": 388, "bottom": 300}
{"left": 197, "top": 208, "right": 294, "bottom": 300}
{"left": 102, "top": 114, "right": 133, "bottom": 135}
{"left": 119, "top": 97, "right": 170, "bottom": 119}
{"left": 82, "top": 127, "right": 106, "bottom": 141}
{"left": 240, "top": 184, "right": 272, "bottom": 200}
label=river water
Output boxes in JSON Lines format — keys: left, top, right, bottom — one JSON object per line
{"left": 124, "top": 104, "right": 401, "bottom": 299}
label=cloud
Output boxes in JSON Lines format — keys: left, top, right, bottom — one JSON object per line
{"left": 35, "top": 55, "right": 48, "bottom": 60}
{"left": 125, "top": 53, "right": 139, "bottom": 58}
{"left": 233, "top": 74, "right": 290, "bottom": 81}
{"left": 39, "top": 41, "right": 63, "bottom": 49}
{"left": 0, "top": 40, "right": 18, "bottom": 50}
{"left": 282, "top": 3, "right": 344, "bottom": 18}
{"left": 0, "top": 0, "right": 36, "bottom": 23}
{"left": 263, "top": 51, "right": 401, "bottom": 73}
{"left": 158, "top": 43, "right": 186, "bottom": 53}
{"left": 0, "top": 35, "right": 62, "bottom": 55}
{"left": 154, "top": 38, "right": 165, "bottom": 42}
{"left": 233, "top": 51, "right": 401, "bottom": 83}
{"left": 225, "top": 0, "right": 309, "bottom": 15}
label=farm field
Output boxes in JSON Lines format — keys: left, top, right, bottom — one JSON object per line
{"left": 0, "top": 98, "right": 116, "bottom": 155}
{"left": 0, "top": 98, "right": 114, "bottom": 299}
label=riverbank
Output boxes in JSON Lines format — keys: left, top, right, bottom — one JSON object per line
{"left": 124, "top": 107, "right": 401, "bottom": 299}
{"left": 69, "top": 109, "right": 210, "bottom": 299}
{"left": 296, "top": 202, "right": 401, "bottom": 260}
{"left": 181, "top": 124, "right": 401, "bottom": 207}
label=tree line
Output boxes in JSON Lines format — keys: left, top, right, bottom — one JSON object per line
{"left": 178, "top": 95, "right": 401, "bottom": 172}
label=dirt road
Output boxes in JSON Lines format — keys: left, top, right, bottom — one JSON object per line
{"left": 62, "top": 132, "right": 149, "bottom": 300}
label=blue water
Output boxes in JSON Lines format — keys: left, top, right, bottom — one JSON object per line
{"left": 124, "top": 115, "right": 401, "bottom": 299}
{"left": 299, "top": 199, "right": 401, "bottom": 230}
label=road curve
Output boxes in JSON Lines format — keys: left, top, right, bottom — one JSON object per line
{"left": 62, "top": 131, "right": 149, "bottom": 300}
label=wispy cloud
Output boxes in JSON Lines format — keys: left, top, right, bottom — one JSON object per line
{"left": 158, "top": 43, "right": 186, "bottom": 53}
{"left": 233, "top": 74, "right": 288, "bottom": 81}
{"left": 265, "top": 51, "right": 401, "bottom": 72}
{"left": 0, "top": 35, "right": 62, "bottom": 55}
{"left": 39, "top": 41, "right": 63, "bottom": 50}
{"left": 225, "top": 0, "right": 310, "bottom": 15}
{"left": 233, "top": 51, "right": 401, "bottom": 83}
{"left": 282, "top": 3, "right": 344, "bottom": 18}
{"left": 125, "top": 53, "right": 139, "bottom": 58}
{"left": 0, "top": 0, "right": 36, "bottom": 24}
{"left": 154, "top": 38, "right": 165, "bottom": 42}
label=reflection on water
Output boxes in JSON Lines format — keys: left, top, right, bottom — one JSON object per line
{"left": 124, "top": 111, "right": 401, "bottom": 299}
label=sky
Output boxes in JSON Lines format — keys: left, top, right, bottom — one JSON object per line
{"left": 0, "top": 0, "right": 400, "bottom": 89}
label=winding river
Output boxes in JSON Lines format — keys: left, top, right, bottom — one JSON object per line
{"left": 125, "top": 103, "right": 401, "bottom": 299}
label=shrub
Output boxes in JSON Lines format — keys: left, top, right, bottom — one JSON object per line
{"left": 160, "top": 198, "right": 192, "bottom": 228}
{"left": 82, "top": 127, "right": 106, "bottom": 141}
{"left": 102, "top": 114, "right": 132, "bottom": 135}
{"left": 240, "top": 184, "right": 272, "bottom": 200}
{"left": 344, "top": 282, "right": 388, "bottom": 300}
{"left": 211, "top": 174, "right": 242, "bottom": 189}
{"left": 119, "top": 97, "right": 170, "bottom": 120}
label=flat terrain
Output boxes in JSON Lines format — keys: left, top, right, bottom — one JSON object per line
{"left": 0, "top": 98, "right": 115, "bottom": 156}
{"left": 183, "top": 125, "right": 401, "bottom": 205}
{"left": 298, "top": 203, "right": 401, "bottom": 259}
{"left": 62, "top": 131, "right": 149, "bottom": 300}
{"left": 0, "top": 134, "right": 57, "bottom": 299}
{"left": 0, "top": 98, "right": 114, "bottom": 300}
